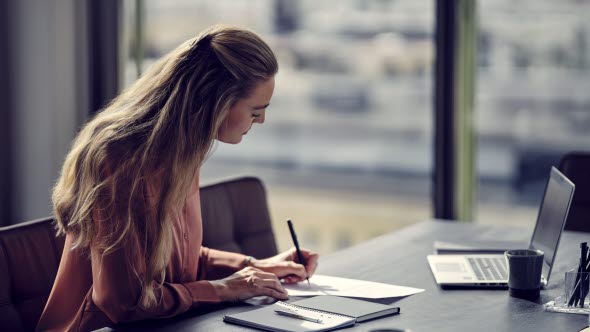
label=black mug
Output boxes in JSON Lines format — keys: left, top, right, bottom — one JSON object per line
{"left": 505, "top": 249, "right": 544, "bottom": 300}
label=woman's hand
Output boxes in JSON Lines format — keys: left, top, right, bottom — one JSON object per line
{"left": 209, "top": 266, "right": 289, "bottom": 302}
{"left": 252, "top": 247, "right": 319, "bottom": 284}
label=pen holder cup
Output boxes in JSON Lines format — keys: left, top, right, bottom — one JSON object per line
{"left": 564, "top": 270, "right": 590, "bottom": 308}
{"left": 544, "top": 269, "right": 590, "bottom": 314}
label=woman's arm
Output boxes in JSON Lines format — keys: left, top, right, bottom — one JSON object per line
{"left": 199, "top": 246, "right": 319, "bottom": 284}
{"left": 198, "top": 246, "right": 249, "bottom": 280}
{"left": 90, "top": 234, "right": 220, "bottom": 324}
{"left": 91, "top": 225, "right": 288, "bottom": 323}
{"left": 251, "top": 247, "right": 319, "bottom": 284}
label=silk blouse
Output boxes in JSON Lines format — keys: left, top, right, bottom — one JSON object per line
{"left": 36, "top": 173, "right": 247, "bottom": 331}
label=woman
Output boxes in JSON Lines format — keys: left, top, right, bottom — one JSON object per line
{"left": 36, "top": 25, "right": 319, "bottom": 332}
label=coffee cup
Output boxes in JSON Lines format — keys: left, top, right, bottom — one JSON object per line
{"left": 505, "top": 249, "right": 544, "bottom": 300}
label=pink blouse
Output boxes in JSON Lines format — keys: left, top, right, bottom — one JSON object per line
{"left": 36, "top": 174, "right": 247, "bottom": 331}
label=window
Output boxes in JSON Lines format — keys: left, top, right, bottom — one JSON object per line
{"left": 476, "top": 0, "right": 590, "bottom": 226}
{"left": 126, "top": 0, "right": 434, "bottom": 253}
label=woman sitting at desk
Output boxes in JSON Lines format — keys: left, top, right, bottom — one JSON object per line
{"left": 36, "top": 25, "right": 319, "bottom": 332}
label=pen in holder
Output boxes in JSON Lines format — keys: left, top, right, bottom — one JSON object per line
{"left": 568, "top": 242, "right": 590, "bottom": 308}
{"left": 543, "top": 271, "right": 590, "bottom": 315}
{"left": 565, "top": 270, "right": 590, "bottom": 309}
{"left": 544, "top": 242, "right": 590, "bottom": 315}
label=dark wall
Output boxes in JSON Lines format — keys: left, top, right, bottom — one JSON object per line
{"left": 1, "top": 0, "right": 120, "bottom": 226}
{"left": 0, "top": 0, "right": 14, "bottom": 226}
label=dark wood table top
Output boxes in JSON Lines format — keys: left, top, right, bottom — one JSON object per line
{"left": 113, "top": 220, "right": 590, "bottom": 332}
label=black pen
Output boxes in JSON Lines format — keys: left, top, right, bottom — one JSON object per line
{"left": 569, "top": 257, "right": 583, "bottom": 307}
{"left": 569, "top": 242, "right": 588, "bottom": 307}
{"left": 287, "top": 219, "right": 310, "bottom": 285}
{"left": 582, "top": 242, "right": 588, "bottom": 307}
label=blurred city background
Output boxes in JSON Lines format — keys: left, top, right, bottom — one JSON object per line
{"left": 2, "top": 0, "right": 589, "bottom": 255}
{"left": 126, "top": 0, "right": 590, "bottom": 253}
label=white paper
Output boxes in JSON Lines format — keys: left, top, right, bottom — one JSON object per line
{"left": 284, "top": 275, "right": 424, "bottom": 299}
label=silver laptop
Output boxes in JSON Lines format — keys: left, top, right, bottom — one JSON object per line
{"left": 427, "top": 167, "right": 575, "bottom": 288}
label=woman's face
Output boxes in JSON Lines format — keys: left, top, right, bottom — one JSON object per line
{"left": 217, "top": 77, "right": 275, "bottom": 144}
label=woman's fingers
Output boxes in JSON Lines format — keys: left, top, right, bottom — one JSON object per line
{"left": 252, "top": 248, "right": 320, "bottom": 285}
{"left": 304, "top": 253, "right": 319, "bottom": 277}
{"left": 252, "top": 275, "right": 287, "bottom": 294}
{"left": 214, "top": 267, "right": 294, "bottom": 302}
{"left": 260, "top": 287, "right": 289, "bottom": 300}
{"left": 281, "top": 276, "right": 297, "bottom": 284}
{"left": 250, "top": 272, "right": 289, "bottom": 299}
{"left": 299, "top": 248, "right": 319, "bottom": 277}
{"left": 277, "top": 261, "right": 308, "bottom": 279}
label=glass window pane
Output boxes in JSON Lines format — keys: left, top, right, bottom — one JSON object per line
{"left": 476, "top": 0, "right": 590, "bottom": 226}
{"left": 129, "top": 0, "right": 434, "bottom": 254}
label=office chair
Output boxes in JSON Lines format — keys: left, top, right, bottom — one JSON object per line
{"left": 559, "top": 151, "right": 590, "bottom": 232}
{"left": 0, "top": 217, "right": 64, "bottom": 332}
{"left": 0, "top": 176, "right": 277, "bottom": 331}
{"left": 200, "top": 176, "right": 277, "bottom": 258}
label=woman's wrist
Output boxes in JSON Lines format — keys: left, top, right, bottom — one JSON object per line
{"left": 249, "top": 257, "right": 273, "bottom": 272}
{"left": 242, "top": 255, "right": 256, "bottom": 268}
{"left": 208, "top": 280, "right": 228, "bottom": 302}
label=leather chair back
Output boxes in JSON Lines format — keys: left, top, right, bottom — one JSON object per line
{"left": 0, "top": 217, "right": 65, "bottom": 332}
{"left": 200, "top": 176, "right": 277, "bottom": 258}
{"left": 0, "top": 176, "right": 276, "bottom": 331}
{"left": 559, "top": 152, "right": 590, "bottom": 232}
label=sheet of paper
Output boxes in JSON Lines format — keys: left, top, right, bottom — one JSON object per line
{"left": 284, "top": 275, "right": 424, "bottom": 299}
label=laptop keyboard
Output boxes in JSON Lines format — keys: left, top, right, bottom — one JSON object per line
{"left": 468, "top": 257, "right": 508, "bottom": 281}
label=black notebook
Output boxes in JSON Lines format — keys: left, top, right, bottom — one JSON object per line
{"left": 292, "top": 295, "right": 400, "bottom": 323}
{"left": 224, "top": 296, "right": 400, "bottom": 332}
{"left": 224, "top": 300, "right": 356, "bottom": 332}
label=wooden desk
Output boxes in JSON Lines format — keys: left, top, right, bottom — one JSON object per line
{"left": 114, "top": 220, "right": 589, "bottom": 331}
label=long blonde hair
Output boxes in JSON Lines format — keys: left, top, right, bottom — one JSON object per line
{"left": 52, "top": 25, "right": 278, "bottom": 307}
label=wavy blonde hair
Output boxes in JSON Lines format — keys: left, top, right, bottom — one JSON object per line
{"left": 52, "top": 25, "right": 278, "bottom": 307}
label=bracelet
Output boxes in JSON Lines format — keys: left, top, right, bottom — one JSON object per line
{"left": 243, "top": 255, "right": 254, "bottom": 268}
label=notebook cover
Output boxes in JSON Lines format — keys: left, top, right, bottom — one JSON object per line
{"left": 292, "top": 295, "right": 400, "bottom": 323}
{"left": 224, "top": 301, "right": 355, "bottom": 332}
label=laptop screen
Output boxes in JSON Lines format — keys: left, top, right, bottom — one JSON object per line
{"left": 529, "top": 167, "right": 575, "bottom": 284}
